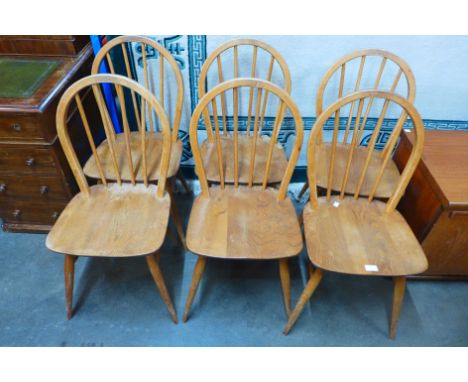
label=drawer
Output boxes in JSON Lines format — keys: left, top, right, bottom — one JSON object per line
{"left": 0, "top": 113, "right": 54, "bottom": 142}
{"left": 0, "top": 200, "right": 67, "bottom": 225}
{"left": 0, "top": 175, "right": 70, "bottom": 202}
{"left": 0, "top": 146, "right": 58, "bottom": 175}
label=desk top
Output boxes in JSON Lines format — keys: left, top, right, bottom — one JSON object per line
{"left": 402, "top": 129, "right": 468, "bottom": 209}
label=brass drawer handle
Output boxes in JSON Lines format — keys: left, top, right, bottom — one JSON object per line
{"left": 25, "top": 157, "right": 36, "bottom": 167}
{"left": 12, "top": 209, "right": 21, "bottom": 218}
{"left": 40, "top": 185, "right": 49, "bottom": 195}
{"left": 0, "top": 183, "right": 6, "bottom": 193}
{"left": 11, "top": 123, "right": 22, "bottom": 132}
{"left": 51, "top": 211, "right": 59, "bottom": 220}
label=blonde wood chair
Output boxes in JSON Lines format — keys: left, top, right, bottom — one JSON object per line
{"left": 299, "top": 49, "right": 416, "bottom": 199}
{"left": 183, "top": 78, "right": 303, "bottom": 322}
{"left": 284, "top": 90, "right": 428, "bottom": 339}
{"left": 197, "top": 39, "right": 292, "bottom": 184}
{"left": 46, "top": 74, "right": 177, "bottom": 323}
{"left": 85, "top": 35, "right": 187, "bottom": 246}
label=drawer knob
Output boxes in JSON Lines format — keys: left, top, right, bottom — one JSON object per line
{"left": 12, "top": 209, "right": 21, "bottom": 218}
{"left": 11, "top": 123, "right": 22, "bottom": 132}
{"left": 40, "top": 185, "right": 49, "bottom": 195}
{"left": 51, "top": 211, "right": 59, "bottom": 220}
{"left": 25, "top": 158, "right": 36, "bottom": 167}
{"left": 0, "top": 183, "right": 6, "bottom": 193}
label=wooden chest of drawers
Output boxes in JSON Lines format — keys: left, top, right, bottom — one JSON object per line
{"left": 0, "top": 42, "right": 96, "bottom": 232}
{"left": 394, "top": 129, "right": 468, "bottom": 277}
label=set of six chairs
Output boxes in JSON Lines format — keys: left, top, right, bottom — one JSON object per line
{"left": 46, "top": 36, "right": 428, "bottom": 339}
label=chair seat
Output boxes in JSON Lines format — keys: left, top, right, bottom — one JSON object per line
{"left": 303, "top": 196, "right": 428, "bottom": 276}
{"left": 315, "top": 142, "right": 401, "bottom": 198}
{"left": 83, "top": 132, "right": 182, "bottom": 181}
{"left": 46, "top": 184, "right": 170, "bottom": 257}
{"left": 187, "top": 186, "right": 303, "bottom": 259}
{"left": 200, "top": 135, "right": 288, "bottom": 184}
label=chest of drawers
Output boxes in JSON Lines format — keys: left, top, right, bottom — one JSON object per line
{"left": 0, "top": 41, "right": 97, "bottom": 232}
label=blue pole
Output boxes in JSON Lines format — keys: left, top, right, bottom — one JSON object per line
{"left": 90, "top": 35, "right": 121, "bottom": 133}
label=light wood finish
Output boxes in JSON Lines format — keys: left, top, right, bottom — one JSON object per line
{"left": 184, "top": 78, "right": 303, "bottom": 321}
{"left": 187, "top": 186, "right": 302, "bottom": 259}
{"left": 198, "top": 39, "right": 291, "bottom": 185}
{"left": 167, "top": 179, "right": 186, "bottom": 249}
{"left": 302, "top": 49, "right": 416, "bottom": 198}
{"left": 183, "top": 255, "right": 207, "bottom": 322}
{"left": 284, "top": 90, "right": 427, "bottom": 338}
{"left": 390, "top": 276, "right": 406, "bottom": 339}
{"left": 85, "top": 36, "right": 185, "bottom": 184}
{"left": 200, "top": 135, "right": 288, "bottom": 184}
{"left": 279, "top": 258, "right": 291, "bottom": 316}
{"left": 47, "top": 74, "right": 177, "bottom": 321}
{"left": 64, "top": 254, "right": 77, "bottom": 320}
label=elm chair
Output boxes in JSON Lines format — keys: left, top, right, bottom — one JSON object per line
{"left": 46, "top": 74, "right": 177, "bottom": 323}
{"left": 85, "top": 35, "right": 187, "bottom": 246}
{"left": 284, "top": 90, "right": 428, "bottom": 339}
{"left": 197, "top": 39, "right": 292, "bottom": 185}
{"left": 183, "top": 78, "right": 303, "bottom": 322}
{"left": 299, "top": 49, "right": 416, "bottom": 199}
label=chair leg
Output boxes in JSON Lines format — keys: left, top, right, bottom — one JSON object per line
{"left": 183, "top": 256, "right": 206, "bottom": 322}
{"left": 64, "top": 255, "right": 77, "bottom": 320}
{"left": 146, "top": 253, "right": 178, "bottom": 324}
{"left": 283, "top": 268, "right": 323, "bottom": 335}
{"left": 307, "top": 261, "right": 315, "bottom": 279}
{"left": 389, "top": 276, "right": 406, "bottom": 340}
{"left": 176, "top": 168, "right": 191, "bottom": 194}
{"left": 298, "top": 181, "right": 309, "bottom": 199}
{"left": 279, "top": 258, "right": 291, "bottom": 317}
{"left": 166, "top": 180, "right": 186, "bottom": 250}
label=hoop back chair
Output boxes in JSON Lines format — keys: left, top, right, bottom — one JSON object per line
{"left": 197, "top": 39, "right": 292, "bottom": 184}
{"left": 46, "top": 74, "right": 177, "bottom": 323}
{"left": 86, "top": 35, "right": 187, "bottom": 245}
{"left": 183, "top": 78, "right": 303, "bottom": 322}
{"left": 300, "top": 49, "right": 416, "bottom": 199}
{"left": 284, "top": 90, "right": 428, "bottom": 339}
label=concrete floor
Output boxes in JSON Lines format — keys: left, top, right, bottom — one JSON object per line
{"left": 1, "top": 183, "right": 467, "bottom": 346}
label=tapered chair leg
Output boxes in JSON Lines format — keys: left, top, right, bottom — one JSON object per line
{"left": 307, "top": 261, "right": 315, "bottom": 278}
{"left": 167, "top": 180, "right": 186, "bottom": 250}
{"left": 389, "top": 276, "right": 406, "bottom": 340}
{"left": 183, "top": 256, "right": 207, "bottom": 322}
{"left": 279, "top": 258, "right": 291, "bottom": 317}
{"left": 146, "top": 253, "right": 178, "bottom": 324}
{"left": 283, "top": 268, "right": 323, "bottom": 335}
{"left": 298, "top": 182, "right": 309, "bottom": 199}
{"left": 64, "top": 255, "right": 77, "bottom": 320}
{"left": 176, "top": 168, "right": 191, "bottom": 194}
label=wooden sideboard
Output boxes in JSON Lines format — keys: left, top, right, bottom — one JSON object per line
{"left": 0, "top": 38, "right": 101, "bottom": 233}
{"left": 394, "top": 129, "right": 468, "bottom": 278}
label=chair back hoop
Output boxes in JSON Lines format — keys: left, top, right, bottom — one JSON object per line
{"left": 56, "top": 74, "right": 172, "bottom": 198}
{"left": 307, "top": 90, "right": 424, "bottom": 213}
{"left": 190, "top": 77, "right": 303, "bottom": 201}
{"left": 316, "top": 49, "right": 416, "bottom": 146}
{"left": 92, "top": 35, "right": 184, "bottom": 142}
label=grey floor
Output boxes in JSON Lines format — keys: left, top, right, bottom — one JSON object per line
{"left": 1, "top": 183, "right": 467, "bottom": 346}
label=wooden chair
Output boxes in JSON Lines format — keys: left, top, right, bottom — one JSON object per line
{"left": 197, "top": 39, "right": 292, "bottom": 184}
{"left": 283, "top": 90, "right": 428, "bottom": 339}
{"left": 85, "top": 35, "right": 187, "bottom": 246}
{"left": 183, "top": 78, "right": 303, "bottom": 322}
{"left": 46, "top": 74, "right": 177, "bottom": 323}
{"left": 299, "top": 49, "right": 416, "bottom": 199}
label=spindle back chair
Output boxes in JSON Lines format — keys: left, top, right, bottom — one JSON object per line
{"left": 88, "top": 35, "right": 188, "bottom": 246}
{"left": 299, "top": 49, "right": 416, "bottom": 199}
{"left": 197, "top": 39, "right": 292, "bottom": 184}
{"left": 46, "top": 74, "right": 177, "bottom": 323}
{"left": 284, "top": 90, "right": 428, "bottom": 339}
{"left": 183, "top": 78, "right": 304, "bottom": 322}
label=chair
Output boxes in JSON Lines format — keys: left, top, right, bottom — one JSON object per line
{"left": 283, "top": 90, "right": 428, "bottom": 339}
{"left": 299, "top": 49, "right": 416, "bottom": 199}
{"left": 46, "top": 74, "right": 177, "bottom": 323}
{"left": 183, "top": 78, "right": 303, "bottom": 322}
{"left": 197, "top": 39, "right": 292, "bottom": 184}
{"left": 85, "top": 35, "right": 187, "bottom": 246}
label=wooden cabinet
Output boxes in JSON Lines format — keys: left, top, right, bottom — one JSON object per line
{"left": 394, "top": 129, "right": 468, "bottom": 277}
{"left": 0, "top": 39, "right": 99, "bottom": 233}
